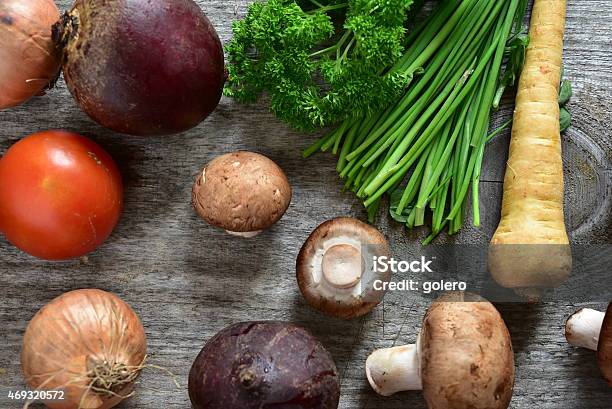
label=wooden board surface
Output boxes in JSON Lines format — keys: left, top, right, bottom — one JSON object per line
{"left": 1, "top": 0, "right": 611, "bottom": 408}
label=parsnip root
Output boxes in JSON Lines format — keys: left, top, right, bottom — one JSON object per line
{"left": 489, "top": 0, "right": 571, "bottom": 293}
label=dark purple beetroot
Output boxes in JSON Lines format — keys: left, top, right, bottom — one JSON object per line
{"left": 53, "top": 0, "right": 225, "bottom": 136}
{"left": 188, "top": 321, "right": 340, "bottom": 409}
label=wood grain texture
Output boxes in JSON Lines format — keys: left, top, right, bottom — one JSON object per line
{"left": 0, "top": 1, "right": 610, "bottom": 408}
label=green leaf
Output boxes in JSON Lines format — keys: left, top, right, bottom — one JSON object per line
{"left": 560, "top": 106, "right": 571, "bottom": 132}
{"left": 559, "top": 79, "right": 572, "bottom": 106}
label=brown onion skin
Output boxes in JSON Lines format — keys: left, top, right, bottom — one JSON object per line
{"left": 188, "top": 322, "right": 341, "bottom": 409}
{"left": 55, "top": 0, "right": 225, "bottom": 136}
{"left": 0, "top": 0, "right": 60, "bottom": 109}
{"left": 21, "top": 289, "right": 147, "bottom": 409}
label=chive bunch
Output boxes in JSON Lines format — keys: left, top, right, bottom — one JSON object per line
{"left": 306, "top": 0, "right": 528, "bottom": 242}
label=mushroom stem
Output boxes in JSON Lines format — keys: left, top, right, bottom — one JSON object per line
{"left": 565, "top": 308, "right": 605, "bottom": 351}
{"left": 321, "top": 244, "right": 363, "bottom": 289}
{"left": 366, "top": 341, "right": 422, "bottom": 396}
{"left": 226, "top": 230, "right": 262, "bottom": 238}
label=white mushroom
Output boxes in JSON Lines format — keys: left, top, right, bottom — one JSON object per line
{"left": 565, "top": 308, "right": 606, "bottom": 350}
{"left": 565, "top": 304, "right": 612, "bottom": 385}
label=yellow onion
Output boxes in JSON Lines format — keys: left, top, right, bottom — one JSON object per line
{"left": 21, "top": 289, "right": 147, "bottom": 409}
{"left": 0, "top": 0, "right": 61, "bottom": 109}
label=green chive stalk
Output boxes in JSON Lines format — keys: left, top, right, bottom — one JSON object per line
{"left": 306, "top": 0, "right": 527, "bottom": 242}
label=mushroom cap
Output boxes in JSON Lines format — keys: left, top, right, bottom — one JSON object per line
{"left": 420, "top": 292, "right": 515, "bottom": 409}
{"left": 296, "top": 217, "right": 390, "bottom": 319}
{"left": 597, "top": 303, "right": 612, "bottom": 385}
{"left": 192, "top": 151, "right": 292, "bottom": 232}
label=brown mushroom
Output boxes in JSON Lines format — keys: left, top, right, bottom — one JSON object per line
{"left": 366, "top": 293, "right": 515, "bottom": 409}
{"left": 192, "top": 151, "right": 292, "bottom": 237}
{"left": 565, "top": 303, "right": 612, "bottom": 385}
{"left": 296, "top": 217, "right": 390, "bottom": 320}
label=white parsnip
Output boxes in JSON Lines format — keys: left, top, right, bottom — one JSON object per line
{"left": 489, "top": 0, "right": 571, "bottom": 293}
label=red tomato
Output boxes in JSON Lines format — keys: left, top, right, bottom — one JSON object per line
{"left": 0, "top": 130, "right": 123, "bottom": 260}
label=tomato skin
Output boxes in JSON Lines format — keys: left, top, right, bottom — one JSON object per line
{"left": 0, "top": 130, "right": 123, "bottom": 260}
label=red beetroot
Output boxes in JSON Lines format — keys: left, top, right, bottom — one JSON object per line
{"left": 188, "top": 322, "right": 340, "bottom": 409}
{"left": 53, "top": 0, "right": 225, "bottom": 136}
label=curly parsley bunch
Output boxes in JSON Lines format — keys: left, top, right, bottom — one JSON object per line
{"left": 224, "top": 0, "right": 415, "bottom": 130}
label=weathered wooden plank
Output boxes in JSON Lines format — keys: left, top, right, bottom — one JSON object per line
{"left": 0, "top": 1, "right": 610, "bottom": 408}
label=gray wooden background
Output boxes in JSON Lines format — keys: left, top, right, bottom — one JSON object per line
{"left": 1, "top": 0, "right": 611, "bottom": 408}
